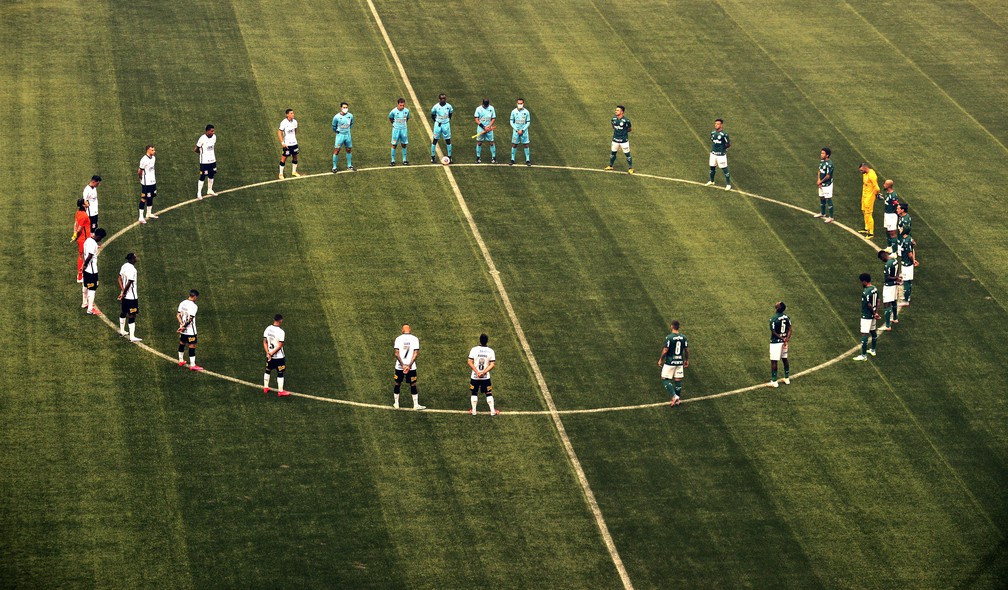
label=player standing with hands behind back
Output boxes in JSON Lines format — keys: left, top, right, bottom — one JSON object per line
{"left": 195, "top": 124, "right": 217, "bottom": 199}
{"left": 137, "top": 145, "right": 158, "bottom": 224}
{"left": 658, "top": 320, "right": 688, "bottom": 407}
{"left": 468, "top": 334, "right": 498, "bottom": 415}
{"left": 705, "top": 118, "right": 730, "bottom": 189}
{"left": 816, "top": 147, "right": 834, "bottom": 223}
{"left": 278, "top": 109, "right": 300, "bottom": 179}
{"left": 263, "top": 314, "right": 288, "bottom": 397}
{"left": 392, "top": 324, "right": 425, "bottom": 410}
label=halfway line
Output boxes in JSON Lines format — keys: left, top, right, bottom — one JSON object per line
{"left": 364, "top": 2, "right": 634, "bottom": 588}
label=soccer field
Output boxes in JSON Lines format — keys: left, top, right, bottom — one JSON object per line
{"left": 2, "top": 0, "right": 1007, "bottom": 587}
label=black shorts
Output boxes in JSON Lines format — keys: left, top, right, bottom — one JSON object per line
{"left": 83, "top": 272, "right": 99, "bottom": 290}
{"left": 180, "top": 333, "right": 198, "bottom": 345}
{"left": 141, "top": 184, "right": 157, "bottom": 200}
{"left": 199, "top": 162, "right": 217, "bottom": 178}
{"left": 89, "top": 215, "right": 98, "bottom": 230}
{"left": 266, "top": 357, "right": 287, "bottom": 373}
{"left": 469, "top": 378, "right": 493, "bottom": 394}
{"left": 120, "top": 298, "right": 138, "bottom": 316}
{"left": 394, "top": 369, "right": 417, "bottom": 384}
{"left": 282, "top": 144, "right": 300, "bottom": 157}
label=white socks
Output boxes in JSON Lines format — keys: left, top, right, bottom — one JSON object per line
{"left": 277, "top": 377, "right": 284, "bottom": 391}
{"left": 128, "top": 322, "right": 136, "bottom": 339}
{"left": 119, "top": 317, "right": 126, "bottom": 333}
{"left": 86, "top": 290, "right": 95, "bottom": 311}
{"left": 471, "top": 395, "right": 478, "bottom": 412}
{"left": 198, "top": 180, "right": 204, "bottom": 196}
{"left": 412, "top": 393, "right": 420, "bottom": 407}
{"left": 487, "top": 395, "right": 496, "bottom": 413}
{"left": 263, "top": 373, "right": 270, "bottom": 388}
{"left": 207, "top": 178, "right": 214, "bottom": 193}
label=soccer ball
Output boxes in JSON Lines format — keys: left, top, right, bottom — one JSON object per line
{"left": 441, "top": 155, "right": 451, "bottom": 165}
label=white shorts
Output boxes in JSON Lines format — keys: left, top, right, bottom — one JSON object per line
{"left": 883, "top": 284, "right": 897, "bottom": 303}
{"left": 884, "top": 212, "right": 898, "bottom": 231}
{"left": 818, "top": 184, "right": 834, "bottom": 199}
{"left": 901, "top": 264, "right": 914, "bottom": 281}
{"left": 661, "top": 364, "right": 684, "bottom": 380}
{"left": 709, "top": 152, "right": 728, "bottom": 168}
{"left": 611, "top": 141, "right": 630, "bottom": 153}
{"left": 860, "top": 318, "right": 877, "bottom": 333}
{"left": 770, "top": 342, "right": 788, "bottom": 361}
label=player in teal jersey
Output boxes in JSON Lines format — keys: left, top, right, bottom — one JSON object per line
{"left": 768, "top": 301, "right": 791, "bottom": 387}
{"left": 606, "top": 105, "right": 633, "bottom": 173}
{"left": 331, "top": 102, "right": 355, "bottom": 172}
{"left": 877, "top": 249, "right": 901, "bottom": 330}
{"left": 388, "top": 98, "right": 410, "bottom": 166}
{"left": 816, "top": 147, "right": 834, "bottom": 222}
{"left": 706, "top": 118, "right": 731, "bottom": 190}
{"left": 510, "top": 98, "right": 531, "bottom": 166}
{"left": 877, "top": 179, "right": 901, "bottom": 250}
{"left": 430, "top": 93, "right": 453, "bottom": 163}
{"left": 657, "top": 320, "right": 689, "bottom": 406}
{"left": 473, "top": 98, "right": 497, "bottom": 164}
{"left": 897, "top": 216, "right": 918, "bottom": 307}
{"left": 854, "top": 273, "right": 880, "bottom": 360}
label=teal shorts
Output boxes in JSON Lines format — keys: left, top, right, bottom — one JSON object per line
{"left": 475, "top": 128, "right": 494, "bottom": 142}
{"left": 390, "top": 127, "right": 408, "bottom": 145}
{"left": 335, "top": 134, "right": 352, "bottom": 149}
{"left": 512, "top": 130, "right": 529, "bottom": 145}
{"left": 433, "top": 122, "right": 452, "bottom": 140}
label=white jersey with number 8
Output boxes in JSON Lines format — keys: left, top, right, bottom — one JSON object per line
{"left": 468, "top": 345, "right": 495, "bottom": 380}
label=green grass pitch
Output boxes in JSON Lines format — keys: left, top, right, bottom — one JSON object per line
{"left": 2, "top": 0, "right": 1006, "bottom": 587}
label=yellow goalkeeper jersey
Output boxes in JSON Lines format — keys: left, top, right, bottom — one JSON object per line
{"left": 861, "top": 168, "right": 879, "bottom": 202}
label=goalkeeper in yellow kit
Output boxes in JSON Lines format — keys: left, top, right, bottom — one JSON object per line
{"left": 858, "top": 162, "right": 880, "bottom": 237}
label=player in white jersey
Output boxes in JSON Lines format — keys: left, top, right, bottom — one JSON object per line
{"left": 194, "top": 124, "right": 218, "bottom": 199}
{"left": 83, "top": 175, "right": 101, "bottom": 231}
{"left": 176, "top": 289, "right": 203, "bottom": 371}
{"left": 137, "top": 145, "right": 158, "bottom": 223}
{"left": 392, "top": 324, "right": 425, "bottom": 410}
{"left": 263, "top": 314, "right": 289, "bottom": 396}
{"left": 117, "top": 253, "right": 142, "bottom": 342}
{"left": 277, "top": 109, "right": 300, "bottom": 179}
{"left": 81, "top": 228, "right": 106, "bottom": 314}
{"left": 467, "top": 333, "right": 498, "bottom": 415}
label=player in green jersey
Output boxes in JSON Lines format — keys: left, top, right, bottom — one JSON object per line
{"left": 897, "top": 218, "right": 918, "bottom": 307}
{"left": 706, "top": 118, "right": 731, "bottom": 190}
{"left": 816, "top": 147, "right": 834, "bottom": 222}
{"left": 877, "top": 249, "right": 901, "bottom": 330}
{"left": 877, "top": 179, "right": 901, "bottom": 250}
{"left": 854, "top": 273, "right": 880, "bottom": 361}
{"left": 657, "top": 320, "right": 689, "bottom": 406}
{"left": 896, "top": 201, "right": 911, "bottom": 238}
{"left": 606, "top": 105, "right": 633, "bottom": 173}
{"left": 768, "top": 301, "right": 792, "bottom": 387}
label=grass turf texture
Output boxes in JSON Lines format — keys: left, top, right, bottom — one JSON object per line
{"left": 2, "top": 0, "right": 1006, "bottom": 588}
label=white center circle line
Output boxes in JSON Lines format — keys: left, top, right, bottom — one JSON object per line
{"left": 96, "top": 163, "right": 888, "bottom": 415}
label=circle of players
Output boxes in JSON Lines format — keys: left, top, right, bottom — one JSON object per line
{"left": 70, "top": 101, "right": 918, "bottom": 411}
